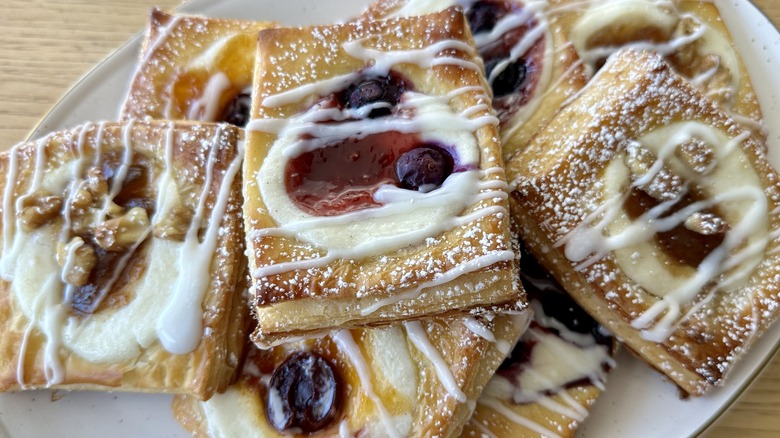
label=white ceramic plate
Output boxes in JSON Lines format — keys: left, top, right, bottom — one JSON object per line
{"left": 2, "top": 0, "right": 780, "bottom": 437}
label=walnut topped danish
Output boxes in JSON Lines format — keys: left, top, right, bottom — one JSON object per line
{"left": 509, "top": 49, "right": 780, "bottom": 396}
{"left": 244, "top": 8, "right": 523, "bottom": 347}
{"left": 0, "top": 120, "right": 247, "bottom": 400}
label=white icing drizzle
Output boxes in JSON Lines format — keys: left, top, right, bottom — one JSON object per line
{"left": 59, "top": 123, "right": 92, "bottom": 243}
{"left": 534, "top": 391, "right": 586, "bottom": 421}
{"left": 0, "top": 142, "right": 22, "bottom": 280}
{"left": 478, "top": 397, "right": 562, "bottom": 438}
{"left": 248, "top": 32, "right": 512, "bottom": 316}
{"left": 483, "top": 1, "right": 556, "bottom": 142}
{"left": 342, "top": 38, "right": 479, "bottom": 75}
{"left": 187, "top": 71, "right": 232, "bottom": 122}
{"left": 558, "top": 122, "right": 768, "bottom": 342}
{"left": 567, "top": 0, "right": 754, "bottom": 129}
{"left": 581, "top": 15, "right": 705, "bottom": 75}
{"left": 157, "top": 133, "right": 244, "bottom": 354}
{"left": 332, "top": 330, "right": 401, "bottom": 438}
{"left": 359, "top": 249, "right": 514, "bottom": 316}
{"left": 404, "top": 321, "right": 467, "bottom": 402}
{"left": 141, "top": 15, "right": 184, "bottom": 65}
{"left": 338, "top": 419, "right": 352, "bottom": 438}
{"left": 1, "top": 134, "right": 53, "bottom": 281}
{"left": 251, "top": 169, "right": 508, "bottom": 275}
{"left": 40, "top": 274, "right": 67, "bottom": 385}
{"left": 97, "top": 119, "right": 136, "bottom": 225}
{"left": 463, "top": 316, "right": 512, "bottom": 356}
{"left": 469, "top": 417, "right": 499, "bottom": 438}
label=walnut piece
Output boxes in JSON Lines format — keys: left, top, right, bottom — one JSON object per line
{"left": 18, "top": 190, "right": 63, "bottom": 232}
{"left": 56, "top": 237, "right": 97, "bottom": 287}
{"left": 685, "top": 211, "right": 729, "bottom": 236}
{"left": 94, "top": 207, "right": 150, "bottom": 251}
{"left": 676, "top": 138, "right": 716, "bottom": 176}
{"left": 623, "top": 143, "right": 685, "bottom": 201}
{"left": 153, "top": 204, "right": 193, "bottom": 242}
{"left": 85, "top": 167, "right": 108, "bottom": 197}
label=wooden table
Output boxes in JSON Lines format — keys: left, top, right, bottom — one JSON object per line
{"left": 1, "top": 0, "right": 779, "bottom": 436}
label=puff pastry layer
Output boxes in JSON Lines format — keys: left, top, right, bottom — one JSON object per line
{"left": 0, "top": 120, "right": 246, "bottom": 400}
{"left": 245, "top": 8, "right": 523, "bottom": 347}
{"left": 509, "top": 49, "right": 780, "bottom": 395}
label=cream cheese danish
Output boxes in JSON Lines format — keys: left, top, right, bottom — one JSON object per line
{"left": 509, "top": 49, "right": 780, "bottom": 396}
{"left": 244, "top": 8, "right": 524, "bottom": 347}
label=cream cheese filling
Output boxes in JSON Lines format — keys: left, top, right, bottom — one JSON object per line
{"left": 12, "top": 225, "right": 183, "bottom": 364}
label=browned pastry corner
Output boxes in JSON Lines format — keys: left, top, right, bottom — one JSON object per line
{"left": 121, "top": 9, "right": 273, "bottom": 127}
{"left": 508, "top": 49, "right": 780, "bottom": 396}
{"left": 553, "top": 0, "right": 763, "bottom": 134}
{"left": 244, "top": 8, "right": 523, "bottom": 347}
{"left": 173, "top": 314, "right": 527, "bottom": 437}
{"left": 0, "top": 120, "right": 247, "bottom": 400}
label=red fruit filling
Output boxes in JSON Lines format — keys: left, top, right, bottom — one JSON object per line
{"left": 285, "top": 133, "right": 454, "bottom": 217}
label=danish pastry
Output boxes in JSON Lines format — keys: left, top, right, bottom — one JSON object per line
{"left": 0, "top": 120, "right": 247, "bottom": 400}
{"left": 361, "top": 0, "right": 589, "bottom": 160}
{"left": 509, "top": 49, "right": 780, "bottom": 395}
{"left": 172, "top": 313, "right": 528, "bottom": 437}
{"left": 463, "top": 245, "right": 615, "bottom": 437}
{"left": 245, "top": 8, "right": 523, "bottom": 347}
{"left": 120, "top": 9, "right": 273, "bottom": 127}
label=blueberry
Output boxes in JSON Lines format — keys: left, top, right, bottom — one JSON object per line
{"left": 467, "top": 1, "right": 503, "bottom": 34}
{"left": 348, "top": 80, "right": 385, "bottom": 109}
{"left": 220, "top": 92, "right": 251, "bottom": 127}
{"left": 345, "top": 76, "right": 404, "bottom": 118}
{"left": 266, "top": 352, "right": 340, "bottom": 433}
{"left": 395, "top": 146, "right": 454, "bottom": 191}
{"left": 486, "top": 58, "right": 528, "bottom": 98}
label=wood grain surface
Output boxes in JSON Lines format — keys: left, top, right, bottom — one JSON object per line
{"left": 0, "top": 0, "right": 779, "bottom": 437}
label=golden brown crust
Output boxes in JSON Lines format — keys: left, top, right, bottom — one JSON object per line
{"left": 245, "top": 8, "right": 522, "bottom": 347}
{"left": 121, "top": 9, "right": 273, "bottom": 122}
{"left": 462, "top": 385, "right": 603, "bottom": 438}
{"left": 173, "top": 313, "right": 526, "bottom": 437}
{"left": 0, "top": 120, "right": 247, "bottom": 400}
{"left": 509, "top": 49, "right": 780, "bottom": 395}
{"left": 548, "top": 0, "right": 763, "bottom": 132}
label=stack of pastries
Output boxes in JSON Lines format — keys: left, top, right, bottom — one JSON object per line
{"left": 0, "top": 0, "right": 777, "bottom": 437}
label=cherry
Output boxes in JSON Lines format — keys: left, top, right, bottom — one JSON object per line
{"left": 266, "top": 352, "right": 340, "bottom": 433}
{"left": 395, "top": 146, "right": 454, "bottom": 191}
{"left": 348, "top": 80, "right": 386, "bottom": 110}
{"left": 467, "top": 1, "right": 503, "bottom": 34}
{"left": 220, "top": 92, "right": 251, "bottom": 127}
{"left": 486, "top": 57, "right": 528, "bottom": 98}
